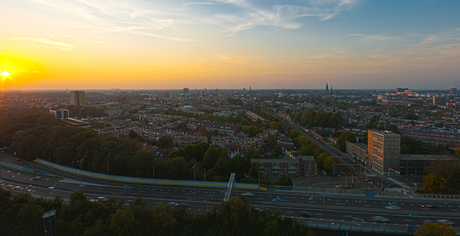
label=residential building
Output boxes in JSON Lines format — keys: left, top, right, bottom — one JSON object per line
{"left": 70, "top": 91, "right": 85, "bottom": 106}
{"left": 450, "top": 87, "right": 457, "bottom": 94}
{"left": 433, "top": 95, "right": 446, "bottom": 106}
{"left": 251, "top": 156, "right": 317, "bottom": 177}
{"left": 49, "top": 109, "right": 69, "bottom": 120}
{"left": 368, "top": 130, "right": 401, "bottom": 175}
{"left": 400, "top": 154, "right": 452, "bottom": 175}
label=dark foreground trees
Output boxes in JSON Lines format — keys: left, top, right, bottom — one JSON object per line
{"left": 0, "top": 189, "right": 314, "bottom": 236}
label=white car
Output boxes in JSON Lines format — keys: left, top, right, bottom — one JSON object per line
{"left": 437, "top": 220, "right": 454, "bottom": 225}
{"left": 241, "top": 192, "right": 255, "bottom": 197}
{"left": 385, "top": 206, "right": 401, "bottom": 210}
{"left": 372, "top": 216, "right": 389, "bottom": 222}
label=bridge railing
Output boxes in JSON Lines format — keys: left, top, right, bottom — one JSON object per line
{"left": 261, "top": 184, "right": 460, "bottom": 201}
{"left": 35, "top": 159, "right": 258, "bottom": 190}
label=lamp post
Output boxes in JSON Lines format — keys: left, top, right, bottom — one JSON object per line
{"left": 411, "top": 173, "right": 415, "bottom": 185}
{"left": 77, "top": 159, "right": 84, "bottom": 186}
{"left": 193, "top": 164, "right": 196, "bottom": 199}
{"left": 71, "top": 158, "right": 73, "bottom": 173}
{"left": 153, "top": 166, "right": 155, "bottom": 185}
{"left": 107, "top": 163, "right": 109, "bottom": 178}
{"left": 204, "top": 168, "right": 206, "bottom": 187}
{"left": 342, "top": 172, "right": 347, "bottom": 188}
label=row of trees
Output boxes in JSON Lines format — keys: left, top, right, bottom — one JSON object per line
{"left": 66, "top": 105, "right": 107, "bottom": 118}
{"left": 293, "top": 135, "right": 335, "bottom": 174}
{"left": 0, "top": 190, "right": 314, "bottom": 236}
{"left": 424, "top": 158, "right": 460, "bottom": 194}
{"left": 293, "top": 110, "right": 342, "bottom": 129}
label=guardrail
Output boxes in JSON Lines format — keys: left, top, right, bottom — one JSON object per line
{"left": 261, "top": 184, "right": 460, "bottom": 201}
{"left": 35, "top": 159, "right": 258, "bottom": 190}
{"left": 0, "top": 161, "right": 35, "bottom": 173}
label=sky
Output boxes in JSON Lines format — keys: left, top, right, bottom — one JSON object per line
{"left": 1, "top": 0, "right": 460, "bottom": 90}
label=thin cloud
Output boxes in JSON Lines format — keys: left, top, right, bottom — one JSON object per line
{"left": 7, "top": 37, "right": 74, "bottom": 50}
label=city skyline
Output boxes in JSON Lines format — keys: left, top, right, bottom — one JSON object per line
{"left": 1, "top": 0, "right": 460, "bottom": 90}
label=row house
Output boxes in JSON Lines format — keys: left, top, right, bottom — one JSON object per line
{"left": 251, "top": 156, "right": 317, "bottom": 177}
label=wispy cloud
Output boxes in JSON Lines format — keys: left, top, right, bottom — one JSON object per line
{"left": 7, "top": 37, "right": 74, "bottom": 50}
{"left": 208, "top": 0, "right": 359, "bottom": 34}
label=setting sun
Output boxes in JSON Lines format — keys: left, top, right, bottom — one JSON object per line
{"left": 1, "top": 70, "right": 10, "bottom": 77}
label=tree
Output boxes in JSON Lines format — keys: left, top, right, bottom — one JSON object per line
{"left": 455, "top": 148, "right": 460, "bottom": 156}
{"left": 386, "top": 124, "right": 399, "bottom": 134}
{"left": 361, "top": 131, "right": 368, "bottom": 144}
{"left": 128, "top": 130, "right": 138, "bottom": 139}
{"left": 277, "top": 174, "right": 293, "bottom": 186}
{"left": 424, "top": 173, "right": 448, "bottom": 194}
{"left": 313, "top": 111, "right": 329, "bottom": 127}
{"left": 299, "top": 110, "right": 314, "bottom": 127}
{"left": 337, "top": 131, "right": 356, "bottom": 152}
{"left": 323, "top": 157, "right": 335, "bottom": 173}
{"left": 267, "top": 135, "right": 277, "bottom": 149}
{"left": 415, "top": 222, "right": 456, "bottom": 236}
{"left": 158, "top": 135, "right": 174, "bottom": 148}
{"left": 109, "top": 209, "right": 136, "bottom": 236}
{"left": 245, "top": 148, "right": 262, "bottom": 160}
{"left": 329, "top": 112, "right": 342, "bottom": 129}
{"left": 288, "top": 130, "right": 300, "bottom": 139}
{"left": 269, "top": 121, "right": 279, "bottom": 130}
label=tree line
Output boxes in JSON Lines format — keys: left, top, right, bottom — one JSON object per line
{"left": 293, "top": 110, "right": 342, "bottom": 129}
{"left": 0, "top": 190, "right": 315, "bottom": 236}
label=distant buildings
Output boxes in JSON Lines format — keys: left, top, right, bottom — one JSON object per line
{"left": 450, "top": 87, "right": 458, "bottom": 94}
{"left": 49, "top": 109, "right": 69, "bottom": 120}
{"left": 70, "top": 91, "right": 85, "bottom": 106}
{"left": 252, "top": 155, "right": 317, "bottom": 177}
{"left": 396, "top": 87, "right": 408, "bottom": 93}
{"left": 432, "top": 94, "right": 446, "bottom": 106}
{"left": 368, "top": 130, "right": 401, "bottom": 175}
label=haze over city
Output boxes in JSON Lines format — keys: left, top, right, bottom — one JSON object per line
{"left": 1, "top": 0, "right": 459, "bottom": 90}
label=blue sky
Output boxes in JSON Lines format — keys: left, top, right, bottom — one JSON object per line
{"left": 1, "top": 0, "right": 459, "bottom": 89}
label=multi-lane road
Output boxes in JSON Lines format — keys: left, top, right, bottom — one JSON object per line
{"left": 2, "top": 154, "right": 460, "bottom": 228}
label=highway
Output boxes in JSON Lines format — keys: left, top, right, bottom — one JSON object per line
{"left": 2, "top": 161, "right": 460, "bottom": 228}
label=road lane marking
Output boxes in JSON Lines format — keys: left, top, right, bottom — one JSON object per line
{"left": 364, "top": 205, "right": 371, "bottom": 207}
{"left": 208, "top": 195, "right": 214, "bottom": 197}
{"left": 336, "top": 203, "right": 343, "bottom": 205}
{"left": 257, "top": 198, "right": 264, "bottom": 200}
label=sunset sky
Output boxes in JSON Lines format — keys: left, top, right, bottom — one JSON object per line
{"left": 1, "top": 0, "right": 460, "bottom": 90}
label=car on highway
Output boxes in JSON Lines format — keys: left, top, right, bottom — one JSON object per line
{"left": 372, "top": 216, "right": 389, "bottom": 223}
{"left": 96, "top": 197, "right": 108, "bottom": 202}
{"left": 409, "top": 214, "right": 421, "bottom": 218}
{"left": 388, "top": 201, "right": 398, "bottom": 205}
{"left": 272, "top": 197, "right": 283, "bottom": 202}
{"left": 423, "top": 220, "right": 433, "bottom": 224}
{"left": 421, "top": 204, "right": 440, "bottom": 208}
{"left": 16, "top": 158, "right": 21, "bottom": 161}
{"left": 358, "top": 200, "right": 369, "bottom": 203}
{"left": 241, "top": 192, "right": 255, "bottom": 197}
{"left": 437, "top": 220, "right": 454, "bottom": 225}
{"left": 365, "top": 179, "right": 373, "bottom": 183}
{"left": 299, "top": 211, "right": 312, "bottom": 217}
{"left": 48, "top": 186, "right": 56, "bottom": 190}
{"left": 385, "top": 206, "right": 401, "bottom": 210}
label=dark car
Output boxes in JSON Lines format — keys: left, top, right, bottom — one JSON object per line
{"left": 421, "top": 204, "right": 440, "bottom": 208}
{"left": 16, "top": 158, "right": 21, "bottom": 161}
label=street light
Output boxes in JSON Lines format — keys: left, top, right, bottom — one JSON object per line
{"left": 204, "top": 168, "right": 206, "bottom": 187}
{"left": 193, "top": 164, "right": 196, "bottom": 199}
{"left": 71, "top": 158, "right": 73, "bottom": 173}
{"left": 107, "top": 163, "right": 109, "bottom": 178}
{"left": 342, "top": 172, "right": 347, "bottom": 188}
{"left": 153, "top": 166, "right": 155, "bottom": 185}
{"left": 77, "top": 159, "right": 84, "bottom": 186}
{"left": 258, "top": 170, "right": 262, "bottom": 187}
{"left": 411, "top": 173, "right": 415, "bottom": 185}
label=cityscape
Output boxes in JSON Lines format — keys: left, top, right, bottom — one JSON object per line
{"left": 1, "top": 0, "right": 460, "bottom": 236}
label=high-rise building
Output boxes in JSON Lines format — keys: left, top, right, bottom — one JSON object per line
{"left": 70, "top": 91, "right": 85, "bottom": 106}
{"left": 49, "top": 109, "right": 69, "bottom": 120}
{"left": 450, "top": 87, "right": 457, "bottom": 94}
{"left": 326, "top": 83, "right": 329, "bottom": 94}
{"left": 396, "top": 87, "right": 408, "bottom": 93}
{"left": 183, "top": 88, "right": 189, "bottom": 93}
{"left": 368, "top": 130, "right": 401, "bottom": 175}
{"left": 433, "top": 95, "right": 446, "bottom": 106}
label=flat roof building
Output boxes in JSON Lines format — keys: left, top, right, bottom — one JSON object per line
{"left": 368, "top": 130, "right": 400, "bottom": 175}
{"left": 70, "top": 91, "right": 85, "bottom": 106}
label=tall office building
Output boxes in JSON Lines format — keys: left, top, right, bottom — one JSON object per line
{"left": 450, "top": 87, "right": 457, "bottom": 94}
{"left": 70, "top": 91, "right": 85, "bottom": 106}
{"left": 368, "top": 130, "right": 401, "bottom": 175}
